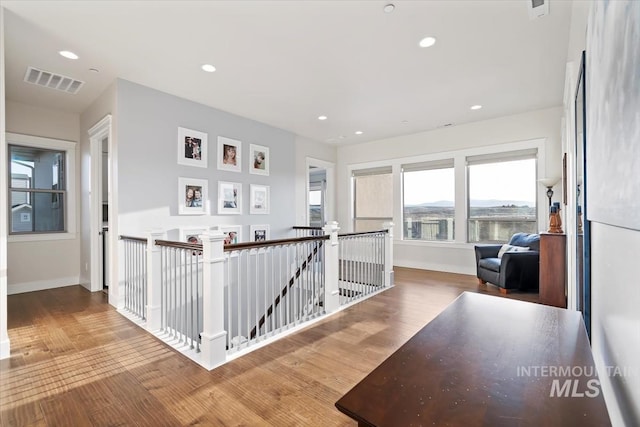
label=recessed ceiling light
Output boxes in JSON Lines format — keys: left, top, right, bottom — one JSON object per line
{"left": 470, "top": 105, "right": 482, "bottom": 110}
{"left": 383, "top": 4, "right": 395, "bottom": 13}
{"left": 318, "top": 115, "right": 328, "bottom": 121}
{"left": 89, "top": 68, "right": 100, "bottom": 73}
{"left": 401, "top": 120, "right": 409, "bottom": 124}
{"left": 59, "top": 50, "right": 78, "bottom": 60}
{"left": 418, "top": 37, "right": 437, "bottom": 48}
{"left": 201, "top": 64, "right": 216, "bottom": 73}
{"left": 355, "top": 131, "right": 363, "bottom": 135}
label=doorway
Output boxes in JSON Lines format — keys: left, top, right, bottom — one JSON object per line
{"left": 308, "top": 167, "right": 326, "bottom": 227}
{"left": 306, "top": 158, "right": 334, "bottom": 227}
{"left": 88, "top": 115, "right": 112, "bottom": 294}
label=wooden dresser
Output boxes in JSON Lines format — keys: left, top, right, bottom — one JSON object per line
{"left": 540, "top": 233, "right": 567, "bottom": 308}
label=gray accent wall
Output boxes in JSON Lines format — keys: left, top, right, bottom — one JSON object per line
{"left": 116, "top": 79, "right": 296, "bottom": 240}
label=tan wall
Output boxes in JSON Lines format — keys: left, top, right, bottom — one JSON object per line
{"left": 5, "top": 100, "right": 81, "bottom": 293}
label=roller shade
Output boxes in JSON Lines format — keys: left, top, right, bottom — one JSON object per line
{"left": 466, "top": 148, "right": 537, "bottom": 166}
{"left": 402, "top": 159, "right": 454, "bottom": 173}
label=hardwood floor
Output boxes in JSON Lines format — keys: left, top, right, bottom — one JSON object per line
{"left": 0, "top": 268, "right": 539, "bottom": 426}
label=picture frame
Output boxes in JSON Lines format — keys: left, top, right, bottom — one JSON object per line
{"left": 250, "top": 184, "right": 270, "bottom": 214}
{"left": 217, "top": 136, "right": 242, "bottom": 172}
{"left": 218, "top": 181, "right": 242, "bottom": 214}
{"left": 249, "top": 143, "right": 270, "bottom": 176}
{"left": 220, "top": 225, "right": 242, "bottom": 245}
{"left": 250, "top": 224, "right": 270, "bottom": 242}
{"left": 178, "top": 127, "right": 208, "bottom": 168}
{"left": 179, "top": 226, "right": 210, "bottom": 244}
{"left": 178, "top": 177, "right": 208, "bottom": 215}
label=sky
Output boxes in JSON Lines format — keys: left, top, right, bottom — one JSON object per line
{"left": 403, "top": 159, "right": 537, "bottom": 205}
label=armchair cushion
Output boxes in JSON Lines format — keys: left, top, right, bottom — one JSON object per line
{"left": 497, "top": 244, "right": 530, "bottom": 258}
{"left": 478, "top": 257, "right": 501, "bottom": 272}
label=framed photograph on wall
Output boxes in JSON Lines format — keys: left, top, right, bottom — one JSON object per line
{"left": 179, "top": 226, "right": 209, "bottom": 244}
{"left": 220, "top": 225, "right": 241, "bottom": 245}
{"left": 249, "top": 143, "right": 270, "bottom": 176}
{"left": 250, "top": 224, "right": 270, "bottom": 242}
{"left": 218, "top": 181, "right": 242, "bottom": 214}
{"left": 217, "top": 136, "right": 242, "bottom": 172}
{"left": 250, "top": 184, "right": 270, "bottom": 214}
{"left": 178, "top": 177, "right": 208, "bottom": 215}
{"left": 178, "top": 127, "right": 208, "bottom": 168}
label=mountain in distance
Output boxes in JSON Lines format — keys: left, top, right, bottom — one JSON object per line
{"left": 409, "top": 199, "right": 534, "bottom": 207}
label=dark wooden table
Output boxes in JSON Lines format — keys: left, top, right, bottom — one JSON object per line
{"left": 335, "top": 292, "right": 610, "bottom": 426}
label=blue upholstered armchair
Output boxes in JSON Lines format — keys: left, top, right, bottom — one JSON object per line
{"left": 474, "top": 233, "right": 540, "bottom": 293}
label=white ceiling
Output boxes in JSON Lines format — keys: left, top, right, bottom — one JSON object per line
{"left": 2, "top": 0, "right": 573, "bottom": 145}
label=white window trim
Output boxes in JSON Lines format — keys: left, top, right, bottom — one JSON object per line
{"left": 7, "top": 132, "right": 77, "bottom": 242}
{"left": 347, "top": 137, "right": 546, "bottom": 245}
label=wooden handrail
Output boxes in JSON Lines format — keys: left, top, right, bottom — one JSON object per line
{"left": 119, "top": 235, "right": 148, "bottom": 243}
{"left": 225, "top": 235, "right": 328, "bottom": 251}
{"left": 338, "top": 229, "right": 388, "bottom": 238}
{"left": 292, "top": 226, "right": 324, "bottom": 230}
{"left": 154, "top": 239, "right": 203, "bottom": 251}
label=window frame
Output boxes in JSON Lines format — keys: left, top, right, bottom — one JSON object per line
{"left": 351, "top": 166, "right": 393, "bottom": 232}
{"left": 347, "top": 138, "right": 546, "bottom": 246}
{"left": 7, "top": 133, "right": 77, "bottom": 242}
{"left": 402, "top": 160, "right": 455, "bottom": 242}
{"left": 466, "top": 151, "right": 538, "bottom": 243}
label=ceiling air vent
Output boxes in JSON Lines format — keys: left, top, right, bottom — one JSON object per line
{"left": 23, "top": 66, "right": 85, "bottom": 94}
{"left": 528, "top": 0, "right": 549, "bottom": 19}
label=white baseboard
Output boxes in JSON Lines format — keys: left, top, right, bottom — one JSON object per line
{"left": 394, "top": 260, "right": 475, "bottom": 276}
{"left": 0, "top": 338, "right": 10, "bottom": 360}
{"left": 7, "top": 276, "right": 80, "bottom": 295}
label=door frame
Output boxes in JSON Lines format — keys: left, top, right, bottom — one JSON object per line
{"left": 88, "top": 115, "right": 112, "bottom": 293}
{"left": 305, "top": 157, "right": 335, "bottom": 226}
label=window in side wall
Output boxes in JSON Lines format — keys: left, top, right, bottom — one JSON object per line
{"left": 7, "top": 133, "right": 76, "bottom": 238}
{"left": 353, "top": 167, "right": 392, "bottom": 232}
{"left": 467, "top": 149, "right": 537, "bottom": 243}
{"left": 402, "top": 160, "right": 455, "bottom": 241}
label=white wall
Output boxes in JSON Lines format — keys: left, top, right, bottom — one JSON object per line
{"left": 5, "top": 100, "right": 81, "bottom": 294}
{"left": 336, "top": 107, "right": 563, "bottom": 274}
{"left": 581, "top": 2, "right": 640, "bottom": 425}
{"left": 1, "top": 5, "right": 10, "bottom": 358}
{"left": 294, "top": 135, "right": 337, "bottom": 226}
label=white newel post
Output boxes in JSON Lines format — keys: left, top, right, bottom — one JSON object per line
{"left": 323, "top": 221, "right": 341, "bottom": 313}
{"left": 146, "top": 230, "right": 165, "bottom": 331}
{"left": 200, "top": 230, "right": 227, "bottom": 370}
{"left": 383, "top": 221, "right": 394, "bottom": 287}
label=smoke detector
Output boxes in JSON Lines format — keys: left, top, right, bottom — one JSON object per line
{"left": 528, "top": 0, "right": 549, "bottom": 19}
{"left": 23, "top": 66, "right": 84, "bottom": 94}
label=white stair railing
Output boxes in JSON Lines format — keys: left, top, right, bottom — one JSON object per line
{"left": 116, "top": 221, "right": 393, "bottom": 370}
{"left": 224, "top": 234, "right": 329, "bottom": 353}
{"left": 120, "top": 235, "right": 148, "bottom": 320}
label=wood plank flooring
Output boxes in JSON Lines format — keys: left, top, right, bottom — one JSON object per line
{"left": 0, "top": 267, "right": 539, "bottom": 426}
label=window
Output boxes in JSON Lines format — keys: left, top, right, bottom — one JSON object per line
{"left": 353, "top": 167, "right": 392, "bottom": 232}
{"left": 403, "top": 160, "right": 454, "bottom": 241}
{"left": 467, "top": 150, "right": 537, "bottom": 243}
{"left": 7, "top": 133, "right": 75, "bottom": 237}
{"left": 309, "top": 188, "right": 323, "bottom": 226}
